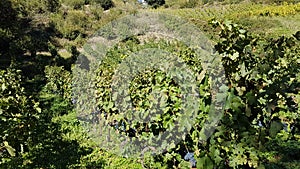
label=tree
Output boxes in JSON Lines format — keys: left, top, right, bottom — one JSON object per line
{"left": 0, "top": 0, "right": 19, "bottom": 66}
{"left": 0, "top": 0, "right": 17, "bottom": 29}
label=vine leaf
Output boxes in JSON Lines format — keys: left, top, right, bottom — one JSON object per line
{"left": 4, "top": 141, "right": 15, "bottom": 157}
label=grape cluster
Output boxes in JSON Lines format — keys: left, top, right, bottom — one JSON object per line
{"left": 184, "top": 152, "right": 196, "bottom": 168}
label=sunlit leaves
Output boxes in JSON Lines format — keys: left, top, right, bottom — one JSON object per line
{"left": 0, "top": 67, "right": 40, "bottom": 165}
{"left": 207, "top": 19, "right": 300, "bottom": 168}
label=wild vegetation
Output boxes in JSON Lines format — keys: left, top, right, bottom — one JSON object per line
{"left": 0, "top": 0, "right": 299, "bottom": 168}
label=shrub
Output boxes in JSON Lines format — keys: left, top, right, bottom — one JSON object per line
{"left": 50, "top": 10, "right": 88, "bottom": 40}
{"left": 179, "top": 0, "right": 199, "bottom": 8}
{"left": 93, "top": 0, "right": 114, "bottom": 10}
{"left": 62, "top": 0, "right": 85, "bottom": 9}
{"left": 145, "top": 0, "right": 165, "bottom": 8}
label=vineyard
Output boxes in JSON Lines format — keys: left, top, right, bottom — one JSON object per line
{"left": 0, "top": 0, "right": 300, "bottom": 169}
{"left": 154, "top": 2, "right": 300, "bottom": 37}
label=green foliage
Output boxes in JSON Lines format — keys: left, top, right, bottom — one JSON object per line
{"left": 228, "top": 2, "right": 300, "bottom": 18}
{"left": 0, "top": 0, "right": 19, "bottom": 65}
{"left": 0, "top": 67, "right": 41, "bottom": 167}
{"left": 50, "top": 4, "right": 125, "bottom": 44}
{"left": 198, "top": 20, "right": 300, "bottom": 168}
{"left": 75, "top": 37, "right": 208, "bottom": 168}
{"left": 61, "top": 0, "right": 114, "bottom": 11}
{"left": 93, "top": 0, "right": 115, "bottom": 10}
{"left": 1, "top": 64, "right": 102, "bottom": 168}
{"left": 155, "top": 2, "right": 300, "bottom": 38}
{"left": 62, "top": 0, "right": 86, "bottom": 9}
{"left": 179, "top": 0, "right": 200, "bottom": 8}
{"left": 11, "top": 0, "right": 60, "bottom": 16}
{"left": 0, "top": 0, "right": 17, "bottom": 29}
{"left": 146, "top": 0, "right": 166, "bottom": 8}
{"left": 43, "top": 66, "right": 73, "bottom": 100}
{"left": 72, "top": 18, "right": 300, "bottom": 168}
{"left": 0, "top": 0, "right": 59, "bottom": 66}
{"left": 1, "top": 0, "right": 300, "bottom": 168}
{"left": 47, "top": 0, "right": 60, "bottom": 12}
{"left": 51, "top": 10, "right": 89, "bottom": 40}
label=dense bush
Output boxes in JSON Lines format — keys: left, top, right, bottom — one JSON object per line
{"left": 145, "top": 0, "right": 165, "bottom": 8}
{"left": 179, "top": 0, "right": 200, "bottom": 8}
{"left": 74, "top": 20, "right": 299, "bottom": 168}
{"left": 74, "top": 35, "right": 207, "bottom": 169}
{"left": 205, "top": 20, "right": 300, "bottom": 168}
{"left": 0, "top": 67, "right": 39, "bottom": 166}
{"left": 62, "top": 0, "right": 86, "bottom": 9}
{"left": 93, "top": 0, "right": 114, "bottom": 10}
{"left": 51, "top": 10, "right": 88, "bottom": 40}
